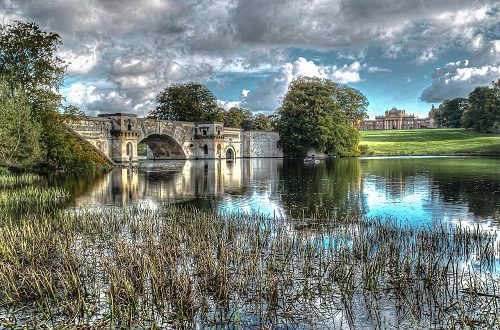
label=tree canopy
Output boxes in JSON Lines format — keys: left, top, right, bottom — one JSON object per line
{"left": 151, "top": 82, "right": 221, "bottom": 122}
{"left": 275, "top": 77, "right": 368, "bottom": 157}
{"left": 432, "top": 98, "right": 468, "bottom": 128}
{"left": 222, "top": 107, "right": 249, "bottom": 128}
{"left": 0, "top": 21, "right": 65, "bottom": 116}
{"left": 463, "top": 80, "right": 500, "bottom": 133}
{"left": 0, "top": 21, "right": 109, "bottom": 171}
{"left": 0, "top": 79, "right": 41, "bottom": 169}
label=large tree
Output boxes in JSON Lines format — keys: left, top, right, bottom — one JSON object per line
{"left": 432, "top": 98, "right": 468, "bottom": 128}
{"left": 275, "top": 77, "right": 368, "bottom": 157}
{"left": 0, "top": 21, "right": 65, "bottom": 117}
{"left": 0, "top": 21, "right": 109, "bottom": 170}
{"left": 0, "top": 79, "right": 41, "bottom": 169}
{"left": 151, "top": 82, "right": 221, "bottom": 122}
{"left": 463, "top": 81, "right": 500, "bottom": 133}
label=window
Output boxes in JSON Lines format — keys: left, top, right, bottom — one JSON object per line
{"left": 204, "top": 144, "right": 208, "bottom": 155}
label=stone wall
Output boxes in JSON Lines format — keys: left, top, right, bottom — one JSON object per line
{"left": 242, "top": 131, "right": 283, "bottom": 158}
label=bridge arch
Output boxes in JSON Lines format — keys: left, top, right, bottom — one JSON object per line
{"left": 139, "top": 134, "right": 186, "bottom": 160}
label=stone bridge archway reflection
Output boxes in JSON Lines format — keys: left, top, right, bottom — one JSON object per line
{"left": 139, "top": 134, "right": 186, "bottom": 160}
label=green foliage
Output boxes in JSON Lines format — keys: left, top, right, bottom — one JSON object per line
{"left": 0, "top": 21, "right": 65, "bottom": 118}
{"left": 41, "top": 110, "right": 111, "bottom": 171}
{"left": 275, "top": 76, "right": 367, "bottom": 157}
{"left": 253, "top": 113, "right": 274, "bottom": 131}
{"left": 463, "top": 81, "right": 500, "bottom": 133}
{"left": 433, "top": 98, "right": 468, "bottom": 128}
{"left": 0, "top": 21, "right": 110, "bottom": 172}
{"left": 0, "top": 80, "right": 42, "bottom": 169}
{"left": 222, "top": 107, "right": 248, "bottom": 128}
{"left": 152, "top": 82, "right": 221, "bottom": 122}
{"left": 0, "top": 166, "right": 10, "bottom": 176}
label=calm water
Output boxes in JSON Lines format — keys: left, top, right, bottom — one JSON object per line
{"left": 55, "top": 157, "right": 500, "bottom": 227}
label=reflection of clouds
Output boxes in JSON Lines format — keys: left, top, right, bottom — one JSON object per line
{"left": 71, "top": 157, "right": 500, "bottom": 228}
{"left": 363, "top": 173, "right": 480, "bottom": 228}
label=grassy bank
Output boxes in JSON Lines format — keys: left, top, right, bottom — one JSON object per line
{"left": 360, "top": 128, "right": 500, "bottom": 156}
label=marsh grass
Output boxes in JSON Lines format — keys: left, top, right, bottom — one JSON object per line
{"left": 0, "top": 202, "right": 499, "bottom": 329}
{"left": 0, "top": 173, "right": 41, "bottom": 188}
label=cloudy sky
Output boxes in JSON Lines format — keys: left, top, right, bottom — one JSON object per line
{"left": 2, "top": 0, "right": 499, "bottom": 118}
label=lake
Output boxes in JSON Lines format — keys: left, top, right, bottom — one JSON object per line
{"left": 4, "top": 156, "right": 500, "bottom": 329}
{"left": 58, "top": 156, "right": 500, "bottom": 228}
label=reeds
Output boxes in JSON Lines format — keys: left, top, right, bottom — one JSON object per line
{"left": 0, "top": 202, "right": 499, "bottom": 328}
{"left": 0, "top": 173, "right": 41, "bottom": 188}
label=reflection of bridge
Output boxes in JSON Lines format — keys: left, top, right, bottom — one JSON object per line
{"left": 67, "top": 113, "right": 282, "bottom": 162}
{"left": 73, "top": 159, "right": 284, "bottom": 208}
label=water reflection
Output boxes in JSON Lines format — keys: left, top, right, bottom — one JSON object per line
{"left": 64, "top": 157, "right": 500, "bottom": 226}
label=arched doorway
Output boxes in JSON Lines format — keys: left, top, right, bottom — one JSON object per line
{"left": 225, "top": 147, "right": 235, "bottom": 161}
{"left": 126, "top": 142, "right": 134, "bottom": 160}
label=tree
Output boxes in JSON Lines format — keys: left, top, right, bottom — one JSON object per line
{"left": 432, "top": 98, "right": 468, "bottom": 128}
{"left": 151, "top": 83, "right": 221, "bottom": 122}
{"left": 0, "top": 79, "right": 41, "bottom": 169}
{"left": 0, "top": 21, "right": 109, "bottom": 170}
{"left": 463, "top": 81, "right": 500, "bottom": 133}
{"left": 275, "top": 76, "right": 368, "bottom": 157}
{"left": 253, "top": 113, "right": 273, "bottom": 131}
{"left": 0, "top": 21, "right": 65, "bottom": 118}
{"left": 223, "top": 107, "right": 246, "bottom": 128}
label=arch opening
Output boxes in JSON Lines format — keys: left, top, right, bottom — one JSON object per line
{"left": 126, "top": 142, "right": 134, "bottom": 160}
{"left": 139, "top": 134, "right": 186, "bottom": 160}
{"left": 225, "top": 147, "right": 235, "bottom": 161}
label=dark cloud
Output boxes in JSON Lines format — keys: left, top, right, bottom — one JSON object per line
{"left": 1, "top": 0, "right": 499, "bottom": 114}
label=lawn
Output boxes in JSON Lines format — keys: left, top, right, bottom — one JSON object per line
{"left": 360, "top": 128, "right": 500, "bottom": 156}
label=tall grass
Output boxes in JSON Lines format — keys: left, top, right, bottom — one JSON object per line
{"left": 0, "top": 204, "right": 499, "bottom": 328}
{"left": 0, "top": 173, "right": 41, "bottom": 188}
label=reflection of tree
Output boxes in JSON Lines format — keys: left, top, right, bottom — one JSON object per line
{"left": 279, "top": 158, "right": 364, "bottom": 221}
{"left": 48, "top": 171, "right": 109, "bottom": 206}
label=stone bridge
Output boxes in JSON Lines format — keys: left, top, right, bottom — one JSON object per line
{"left": 67, "top": 113, "right": 282, "bottom": 163}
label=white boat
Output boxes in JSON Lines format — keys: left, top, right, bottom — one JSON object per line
{"left": 303, "top": 157, "right": 320, "bottom": 164}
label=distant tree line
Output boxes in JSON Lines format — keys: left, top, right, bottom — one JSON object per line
{"left": 0, "top": 21, "right": 110, "bottom": 171}
{"left": 432, "top": 80, "right": 500, "bottom": 133}
{"left": 150, "top": 82, "right": 274, "bottom": 131}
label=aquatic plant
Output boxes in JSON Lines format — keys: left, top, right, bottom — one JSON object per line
{"left": 0, "top": 204, "right": 499, "bottom": 328}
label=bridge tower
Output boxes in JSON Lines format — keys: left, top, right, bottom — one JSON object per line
{"left": 97, "top": 113, "right": 139, "bottom": 162}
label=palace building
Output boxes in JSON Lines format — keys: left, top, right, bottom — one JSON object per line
{"left": 361, "top": 107, "right": 436, "bottom": 130}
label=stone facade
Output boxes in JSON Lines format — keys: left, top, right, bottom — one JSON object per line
{"left": 242, "top": 131, "right": 283, "bottom": 158}
{"left": 361, "top": 107, "right": 436, "bottom": 130}
{"left": 67, "top": 113, "right": 283, "bottom": 162}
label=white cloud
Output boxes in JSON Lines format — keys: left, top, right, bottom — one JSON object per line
{"left": 239, "top": 57, "right": 364, "bottom": 113}
{"left": 367, "top": 66, "right": 391, "bottom": 73}
{"left": 60, "top": 46, "right": 99, "bottom": 74}
{"left": 415, "top": 49, "right": 437, "bottom": 65}
{"left": 217, "top": 100, "right": 241, "bottom": 110}
{"left": 420, "top": 40, "right": 500, "bottom": 102}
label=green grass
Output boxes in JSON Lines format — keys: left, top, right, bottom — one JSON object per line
{"left": 360, "top": 128, "right": 500, "bottom": 156}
